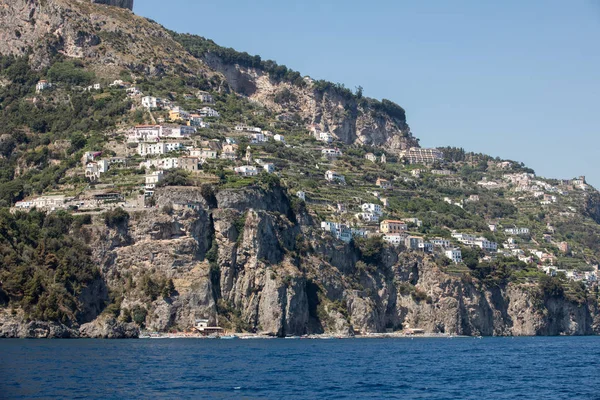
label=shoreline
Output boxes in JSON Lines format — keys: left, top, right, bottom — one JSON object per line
{"left": 136, "top": 332, "right": 474, "bottom": 340}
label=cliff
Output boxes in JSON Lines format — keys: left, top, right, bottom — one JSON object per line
{"left": 91, "top": 0, "right": 134, "bottom": 11}
{"left": 1, "top": 0, "right": 599, "bottom": 339}
{"left": 0, "top": 0, "right": 211, "bottom": 78}
{"left": 3, "top": 185, "right": 591, "bottom": 338}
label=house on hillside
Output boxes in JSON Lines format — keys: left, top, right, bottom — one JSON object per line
{"left": 196, "top": 91, "right": 214, "bottom": 103}
{"left": 376, "top": 178, "right": 392, "bottom": 190}
{"left": 322, "top": 148, "right": 342, "bottom": 160}
{"left": 179, "top": 156, "right": 199, "bottom": 172}
{"left": 380, "top": 220, "right": 407, "bottom": 234}
{"left": 36, "top": 80, "right": 51, "bottom": 93}
{"left": 361, "top": 203, "right": 383, "bottom": 216}
{"left": 199, "top": 107, "right": 220, "bottom": 118}
{"left": 234, "top": 165, "right": 259, "bottom": 176}
{"left": 365, "top": 153, "right": 377, "bottom": 163}
{"left": 445, "top": 249, "right": 462, "bottom": 264}
{"left": 325, "top": 170, "right": 345, "bottom": 183}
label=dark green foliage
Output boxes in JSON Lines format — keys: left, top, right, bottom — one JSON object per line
{"left": 162, "top": 279, "right": 175, "bottom": 298}
{"left": 440, "top": 147, "right": 467, "bottom": 162}
{"left": 461, "top": 247, "right": 484, "bottom": 269}
{"left": 274, "top": 88, "right": 297, "bottom": 105}
{"left": 0, "top": 209, "right": 100, "bottom": 324}
{"left": 103, "top": 208, "right": 129, "bottom": 228}
{"left": 538, "top": 275, "right": 565, "bottom": 298}
{"left": 0, "top": 56, "right": 131, "bottom": 207}
{"left": 170, "top": 32, "right": 306, "bottom": 87}
{"left": 157, "top": 169, "right": 192, "bottom": 187}
{"left": 370, "top": 99, "right": 406, "bottom": 121}
{"left": 47, "top": 60, "right": 95, "bottom": 86}
{"left": 355, "top": 236, "right": 384, "bottom": 265}
{"left": 131, "top": 305, "right": 147, "bottom": 326}
{"left": 205, "top": 239, "right": 219, "bottom": 263}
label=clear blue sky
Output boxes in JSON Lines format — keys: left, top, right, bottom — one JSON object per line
{"left": 135, "top": 0, "right": 600, "bottom": 187}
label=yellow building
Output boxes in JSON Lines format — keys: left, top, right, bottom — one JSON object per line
{"left": 380, "top": 220, "right": 407, "bottom": 234}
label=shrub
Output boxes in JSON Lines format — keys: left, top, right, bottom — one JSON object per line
{"left": 103, "top": 208, "right": 129, "bottom": 228}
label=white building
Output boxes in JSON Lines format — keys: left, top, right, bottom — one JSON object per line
{"left": 250, "top": 133, "right": 267, "bottom": 143}
{"left": 162, "top": 125, "right": 195, "bottom": 139}
{"left": 505, "top": 227, "right": 530, "bottom": 236}
{"left": 315, "top": 131, "right": 334, "bottom": 143}
{"left": 129, "top": 125, "right": 162, "bottom": 143}
{"left": 137, "top": 143, "right": 168, "bottom": 156}
{"left": 400, "top": 147, "right": 444, "bottom": 164}
{"left": 141, "top": 96, "right": 158, "bottom": 109}
{"left": 234, "top": 165, "right": 259, "bottom": 176}
{"left": 145, "top": 171, "right": 164, "bottom": 191}
{"left": 321, "top": 221, "right": 352, "bottom": 243}
{"left": 365, "top": 153, "right": 377, "bottom": 162}
{"left": 199, "top": 107, "right": 220, "bottom": 118}
{"left": 383, "top": 234, "right": 405, "bottom": 246}
{"left": 356, "top": 213, "right": 380, "bottom": 223}
{"left": 274, "top": 134, "right": 285, "bottom": 143}
{"left": 296, "top": 191, "right": 306, "bottom": 201}
{"left": 445, "top": 249, "right": 463, "bottom": 264}
{"left": 16, "top": 196, "right": 68, "bottom": 211}
{"left": 322, "top": 148, "right": 342, "bottom": 159}
{"left": 361, "top": 203, "right": 383, "bottom": 216}
{"left": 36, "top": 80, "right": 51, "bottom": 93}
{"left": 431, "top": 238, "right": 451, "bottom": 248}
{"left": 452, "top": 232, "right": 498, "bottom": 252}
{"left": 325, "top": 170, "right": 345, "bottom": 183}
{"left": 263, "top": 163, "right": 275, "bottom": 173}
{"left": 85, "top": 163, "right": 101, "bottom": 181}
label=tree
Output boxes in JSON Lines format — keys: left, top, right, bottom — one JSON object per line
{"left": 162, "top": 279, "right": 175, "bottom": 298}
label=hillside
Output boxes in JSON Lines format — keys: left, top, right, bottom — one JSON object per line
{"left": 1, "top": 0, "right": 599, "bottom": 338}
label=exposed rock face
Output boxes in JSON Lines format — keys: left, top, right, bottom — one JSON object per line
{"left": 91, "top": 0, "right": 134, "bottom": 11}
{"left": 0, "top": 313, "right": 79, "bottom": 338}
{"left": 68, "top": 186, "right": 600, "bottom": 337}
{"left": 203, "top": 54, "right": 419, "bottom": 152}
{"left": 0, "top": 0, "right": 211, "bottom": 77}
{"left": 79, "top": 316, "right": 139, "bottom": 338}
{"left": 2, "top": 185, "right": 599, "bottom": 337}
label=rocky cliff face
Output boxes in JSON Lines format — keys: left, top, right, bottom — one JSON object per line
{"left": 16, "top": 185, "right": 588, "bottom": 338}
{"left": 0, "top": 0, "right": 210, "bottom": 77}
{"left": 91, "top": 0, "right": 134, "bottom": 11}
{"left": 203, "top": 53, "right": 419, "bottom": 152}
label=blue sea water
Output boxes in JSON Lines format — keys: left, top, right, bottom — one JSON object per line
{"left": 1, "top": 337, "right": 600, "bottom": 399}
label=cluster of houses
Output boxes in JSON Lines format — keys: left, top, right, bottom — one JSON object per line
{"left": 234, "top": 124, "right": 286, "bottom": 144}
{"left": 541, "top": 265, "right": 598, "bottom": 284}
{"left": 14, "top": 191, "right": 128, "bottom": 212}
{"left": 320, "top": 217, "right": 464, "bottom": 264}
{"left": 36, "top": 79, "right": 145, "bottom": 97}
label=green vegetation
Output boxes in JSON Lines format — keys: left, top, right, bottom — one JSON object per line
{"left": 0, "top": 209, "right": 100, "bottom": 324}
{"left": 170, "top": 32, "right": 307, "bottom": 87}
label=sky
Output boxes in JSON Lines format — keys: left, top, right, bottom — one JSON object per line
{"left": 134, "top": 0, "right": 600, "bottom": 187}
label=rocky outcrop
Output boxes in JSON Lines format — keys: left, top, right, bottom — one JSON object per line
{"left": 202, "top": 53, "right": 419, "bottom": 153}
{"left": 79, "top": 316, "right": 139, "bottom": 338}
{"left": 91, "top": 0, "right": 134, "bottom": 11}
{"left": 0, "top": 313, "right": 79, "bottom": 338}
{"left": 0, "top": 0, "right": 211, "bottom": 78}
{"left": 2, "top": 186, "right": 598, "bottom": 338}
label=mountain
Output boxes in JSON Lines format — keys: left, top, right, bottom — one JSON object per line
{"left": 0, "top": 0, "right": 599, "bottom": 338}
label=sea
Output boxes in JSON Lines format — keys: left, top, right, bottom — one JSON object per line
{"left": 1, "top": 337, "right": 599, "bottom": 399}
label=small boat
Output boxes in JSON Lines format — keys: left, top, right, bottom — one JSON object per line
{"left": 221, "top": 335, "right": 239, "bottom": 340}
{"left": 284, "top": 336, "right": 300, "bottom": 339}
